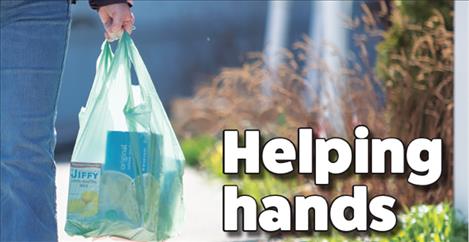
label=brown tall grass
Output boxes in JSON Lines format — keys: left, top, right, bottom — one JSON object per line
{"left": 376, "top": 9, "right": 454, "bottom": 205}
{"left": 171, "top": 33, "right": 384, "bottom": 141}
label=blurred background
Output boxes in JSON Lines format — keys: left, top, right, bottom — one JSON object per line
{"left": 56, "top": 0, "right": 384, "bottom": 150}
{"left": 56, "top": 1, "right": 466, "bottom": 241}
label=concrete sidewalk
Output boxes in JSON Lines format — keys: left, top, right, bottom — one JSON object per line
{"left": 56, "top": 162, "right": 254, "bottom": 242}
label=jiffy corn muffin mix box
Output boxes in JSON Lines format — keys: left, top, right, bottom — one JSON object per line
{"left": 67, "top": 162, "right": 101, "bottom": 218}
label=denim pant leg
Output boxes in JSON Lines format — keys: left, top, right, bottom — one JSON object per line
{"left": 0, "top": 1, "right": 70, "bottom": 241}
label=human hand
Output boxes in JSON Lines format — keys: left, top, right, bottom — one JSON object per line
{"left": 98, "top": 2, "right": 134, "bottom": 42}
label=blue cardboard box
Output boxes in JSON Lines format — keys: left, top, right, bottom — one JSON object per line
{"left": 104, "top": 131, "right": 161, "bottom": 178}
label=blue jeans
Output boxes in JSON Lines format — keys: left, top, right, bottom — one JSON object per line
{"left": 0, "top": 1, "right": 70, "bottom": 241}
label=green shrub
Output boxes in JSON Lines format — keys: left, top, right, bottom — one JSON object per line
{"left": 384, "top": 203, "right": 468, "bottom": 242}
{"left": 238, "top": 172, "right": 298, "bottom": 202}
{"left": 200, "top": 142, "right": 224, "bottom": 178}
{"left": 200, "top": 141, "right": 298, "bottom": 199}
{"left": 181, "top": 135, "right": 216, "bottom": 167}
{"left": 306, "top": 203, "right": 467, "bottom": 242}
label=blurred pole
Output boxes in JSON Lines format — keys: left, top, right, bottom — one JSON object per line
{"left": 307, "top": 1, "right": 352, "bottom": 136}
{"left": 263, "top": 0, "right": 291, "bottom": 94}
{"left": 454, "top": 0, "right": 469, "bottom": 221}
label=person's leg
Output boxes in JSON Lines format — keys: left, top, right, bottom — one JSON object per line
{"left": 0, "top": 1, "right": 71, "bottom": 241}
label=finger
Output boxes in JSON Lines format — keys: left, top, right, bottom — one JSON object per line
{"left": 130, "top": 12, "right": 135, "bottom": 25}
{"left": 108, "top": 32, "right": 120, "bottom": 42}
{"left": 128, "top": 12, "right": 136, "bottom": 34}
{"left": 104, "top": 31, "right": 115, "bottom": 42}
{"left": 104, "top": 32, "right": 112, "bottom": 42}
{"left": 104, "top": 21, "right": 114, "bottom": 36}
{"left": 98, "top": 11, "right": 114, "bottom": 35}
{"left": 123, "top": 20, "right": 133, "bottom": 34}
{"left": 98, "top": 9, "right": 110, "bottom": 25}
{"left": 104, "top": 31, "right": 120, "bottom": 42}
{"left": 109, "top": 14, "right": 124, "bottom": 34}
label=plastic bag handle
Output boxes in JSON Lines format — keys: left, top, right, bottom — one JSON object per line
{"left": 83, "top": 42, "right": 114, "bottom": 110}
{"left": 119, "top": 33, "right": 160, "bottom": 103}
{"left": 77, "top": 42, "right": 114, "bottom": 126}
